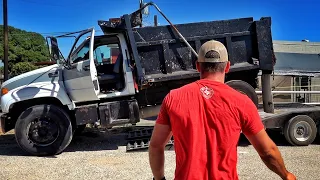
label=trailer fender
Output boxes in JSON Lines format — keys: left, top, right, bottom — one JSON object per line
{"left": 1, "top": 82, "right": 75, "bottom": 113}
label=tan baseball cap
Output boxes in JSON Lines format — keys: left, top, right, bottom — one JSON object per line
{"left": 197, "top": 40, "right": 228, "bottom": 63}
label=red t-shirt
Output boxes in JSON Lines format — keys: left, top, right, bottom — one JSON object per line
{"left": 156, "top": 79, "right": 264, "bottom": 180}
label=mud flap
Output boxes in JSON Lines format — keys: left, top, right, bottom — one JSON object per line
{"left": 99, "top": 99, "right": 140, "bottom": 128}
{"left": 0, "top": 114, "right": 6, "bottom": 134}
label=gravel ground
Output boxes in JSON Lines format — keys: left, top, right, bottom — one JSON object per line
{"left": 0, "top": 120, "right": 319, "bottom": 180}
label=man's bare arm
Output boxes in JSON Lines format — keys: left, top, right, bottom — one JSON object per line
{"left": 245, "top": 129, "right": 296, "bottom": 180}
{"left": 149, "top": 123, "right": 172, "bottom": 180}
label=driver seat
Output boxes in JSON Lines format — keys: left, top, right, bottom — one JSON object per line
{"left": 98, "top": 54, "right": 122, "bottom": 84}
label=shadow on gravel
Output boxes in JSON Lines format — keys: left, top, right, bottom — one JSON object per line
{"left": 0, "top": 126, "right": 144, "bottom": 156}
{"left": 0, "top": 133, "right": 30, "bottom": 156}
{"left": 0, "top": 127, "right": 319, "bottom": 156}
{"left": 64, "top": 126, "right": 155, "bottom": 153}
{"left": 64, "top": 128, "right": 129, "bottom": 153}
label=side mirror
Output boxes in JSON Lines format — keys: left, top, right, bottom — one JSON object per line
{"left": 49, "top": 37, "right": 60, "bottom": 62}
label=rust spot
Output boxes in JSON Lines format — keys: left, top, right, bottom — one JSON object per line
{"left": 79, "top": 108, "right": 89, "bottom": 113}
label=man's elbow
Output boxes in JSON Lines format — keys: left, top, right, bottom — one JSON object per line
{"left": 258, "top": 143, "right": 278, "bottom": 160}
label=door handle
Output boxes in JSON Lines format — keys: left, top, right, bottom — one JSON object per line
{"left": 48, "top": 72, "right": 58, "bottom": 78}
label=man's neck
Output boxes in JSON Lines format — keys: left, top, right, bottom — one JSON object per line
{"left": 200, "top": 73, "right": 225, "bottom": 83}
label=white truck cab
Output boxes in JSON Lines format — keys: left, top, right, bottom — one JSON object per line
{"left": 0, "top": 28, "right": 140, "bottom": 156}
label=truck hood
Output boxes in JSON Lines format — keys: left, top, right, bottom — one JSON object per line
{"left": 1, "top": 64, "right": 61, "bottom": 91}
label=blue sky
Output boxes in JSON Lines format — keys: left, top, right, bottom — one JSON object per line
{"left": 1, "top": 0, "right": 319, "bottom": 57}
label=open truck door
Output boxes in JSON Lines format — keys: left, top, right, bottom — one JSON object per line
{"left": 63, "top": 28, "right": 100, "bottom": 102}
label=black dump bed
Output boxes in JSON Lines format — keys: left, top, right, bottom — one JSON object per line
{"left": 99, "top": 11, "right": 274, "bottom": 84}
{"left": 132, "top": 17, "right": 274, "bottom": 83}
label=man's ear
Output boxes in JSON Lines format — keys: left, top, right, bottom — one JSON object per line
{"left": 225, "top": 61, "right": 231, "bottom": 73}
{"left": 196, "top": 61, "right": 201, "bottom": 72}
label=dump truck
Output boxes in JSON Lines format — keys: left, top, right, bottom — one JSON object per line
{"left": 0, "top": 2, "right": 318, "bottom": 156}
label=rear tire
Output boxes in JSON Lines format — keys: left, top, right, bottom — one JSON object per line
{"left": 283, "top": 115, "right": 317, "bottom": 146}
{"left": 15, "top": 104, "right": 73, "bottom": 156}
{"left": 226, "top": 80, "right": 258, "bottom": 107}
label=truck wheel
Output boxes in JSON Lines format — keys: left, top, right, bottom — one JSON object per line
{"left": 226, "top": 80, "right": 258, "bottom": 107}
{"left": 283, "top": 115, "right": 317, "bottom": 146}
{"left": 15, "top": 104, "right": 73, "bottom": 156}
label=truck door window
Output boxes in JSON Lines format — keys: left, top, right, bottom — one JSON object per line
{"left": 70, "top": 41, "right": 90, "bottom": 64}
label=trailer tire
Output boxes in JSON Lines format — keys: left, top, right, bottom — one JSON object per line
{"left": 226, "top": 80, "right": 258, "bottom": 107}
{"left": 284, "top": 115, "right": 317, "bottom": 146}
{"left": 15, "top": 104, "right": 73, "bottom": 156}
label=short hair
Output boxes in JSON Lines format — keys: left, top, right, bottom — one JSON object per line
{"left": 199, "top": 62, "right": 227, "bottom": 73}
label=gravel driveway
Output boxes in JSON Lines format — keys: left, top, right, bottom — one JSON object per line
{"left": 0, "top": 120, "right": 319, "bottom": 180}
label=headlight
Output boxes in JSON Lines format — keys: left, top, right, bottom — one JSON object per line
{"left": 1, "top": 88, "right": 8, "bottom": 96}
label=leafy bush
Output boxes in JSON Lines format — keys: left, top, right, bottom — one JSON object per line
{"left": 10, "top": 62, "right": 38, "bottom": 77}
{"left": 0, "top": 25, "right": 50, "bottom": 71}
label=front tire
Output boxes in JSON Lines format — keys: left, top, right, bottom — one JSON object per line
{"left": 283, "top": 115, "right": 317, "bottom": 146}
{"left": 15, "top": 104, "right": 73, "bottom": 156}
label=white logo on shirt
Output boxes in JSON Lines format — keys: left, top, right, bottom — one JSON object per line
{"left": 200, "top": 86, "right": 214, "bottom": 99}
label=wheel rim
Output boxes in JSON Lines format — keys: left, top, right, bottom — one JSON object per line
{"left": 293, "top": 121, "right": 312, "bottom": 142}
{"left": 27, "top": 116, "right": 60, "bottom": 146}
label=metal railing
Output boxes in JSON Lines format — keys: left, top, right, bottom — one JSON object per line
{"left": 256, "top": 91, "right": 320, "bottom": 94}
{"left": 256, "top": 74, "right": 320, "bottom": 105}
{"left": 256, "top": 90, "right": 320, "bottom": 105}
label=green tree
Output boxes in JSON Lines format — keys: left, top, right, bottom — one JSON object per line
{"left": 10, "top": 62, "right": 38, "bottom": 77}
{"left": 0, "top": 25, "right": 50, "bottom": 74}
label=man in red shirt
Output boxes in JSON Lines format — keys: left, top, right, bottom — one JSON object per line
{"left": 148, "top": 40, "right": 296, "bottom": 180}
